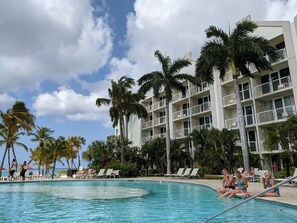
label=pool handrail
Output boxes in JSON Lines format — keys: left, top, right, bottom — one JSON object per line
{"left": 205, "top": 175, "right": 297, "bottom": 223}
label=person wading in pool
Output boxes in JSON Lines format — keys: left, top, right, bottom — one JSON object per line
{"left": 20, "top": 161, "right": 28, "bottom": 181}
{"left": 217, "top": 168, "right": 235, "bottom": 195}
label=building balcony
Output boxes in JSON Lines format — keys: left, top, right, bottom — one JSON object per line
{"left": 172, "top": 90, "right": 189, "bottom": 102}
{"left": 267, "top": 48, "right": 287, "bottom": 64}
{"left": 191, "top": 102, "right": 211, "bottom": 116}
{"left": 257, "top": 105, "right": 296, "bottom": 124}
{"left": 192, "top": 123, "right": 212, "bottom": 131}
{"left": 142, "top": 136, "right": 153, "bottom": 144}
{"left": 153, "top": 116, "right": 166, "bottom": 126}
{"left": 189, "top": 83, "right": 209, "bottom": 96}
{"left": 145, "top": 104, "right": 152, "bottom": 112}
{"left": 173, "top": 109, "right": 190, "bottom": 120}
{"left": 141, "top": 120, "right": 153, "bottom": 129}
{"left": 153, "top": 99, "right": 165, "bottom": 110}
{"left": 154, "top": 133, "right": 166, "bottom": 139}
{"left": 225, "top": 114, "right": 254, "bottom": 129}
{"left": 253, "top": 76, "right": 291, "bottom": 98}
{"left": 223, "top": 89, "right": 251, "bottom": 106}
{"left": 173, "top": 128, "right": 191, "bottom": 139}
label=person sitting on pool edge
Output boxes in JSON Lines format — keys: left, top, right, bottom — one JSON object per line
{"left": 217, "top": 168, "right": 235, "bottom": 195}
{"left": 248, "top": 171, "right": 280, "bottom": 197}
{"left": 220, "top": 170, "right": 248, "bottom": 198}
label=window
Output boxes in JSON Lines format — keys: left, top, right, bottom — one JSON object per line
{"left": 182, "top": 86, "right": 189, "bottom": 98}
{"left": 247, "top": 131, "right": 257, "bottom": 152}
{"left": 243, "top": 105, "right": 254, "bottom": 125}
{"left": 182, "top": 103, "right": 189, "bottom": 116}
{"left": 199, "top": 115, "right": 212, "bottom": 128}
{"left": 184, "top": 121, "right": 190, "bottom": 136}
{"left": 239, "top": 82, "right": 251, "bottom": 100}
{"left": 198, "top": 95, "right": 211, "bottom": 111}
{"left": 160, "top": 111, "right": 165, "bottom": 123}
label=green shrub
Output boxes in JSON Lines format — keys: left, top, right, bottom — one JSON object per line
{"left": 203, "top": 174, "right": 221, "bottom": 180}
{"left": 107, "top": 162, "right": 137, "bottom": 177}
{"left": 275, "top": 167, "right": 296, "bottom": 179}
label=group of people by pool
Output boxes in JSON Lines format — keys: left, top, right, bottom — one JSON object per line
{"left": 217, "top": 168, "right": 280, "bottom": 198}
{"left": 9, "top": 159, "right": 28, "bottom": 181}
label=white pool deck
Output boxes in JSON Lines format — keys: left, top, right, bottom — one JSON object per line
{"left": 1, "top": 177, "right": 296, "bottom": 207}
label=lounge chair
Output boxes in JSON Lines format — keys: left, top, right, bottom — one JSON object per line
{"left": 96, "top": 169, "right": 106, "bottom": 178}
{"left": 105, "top": 169, "right": 114, "bottom": 178}
{"left": 254, "top": 169, "right": 268, "bottom": 182}
{"left": 164, "top": 168, "right": 184, "bottom": 177}
{"left": 111, "top": 170, "right": 120, "bottom": 178}
{"left": 180, "top": 168, "right": 192, "bottom": 178}
{"left": 188, "top": 168, "right": 201, "bottom": 179}
{"left": 275, "top": 168, "right": 297, "bottom": 187}
{"left": 237, "top": 167, "right": 244, "bottom": 173}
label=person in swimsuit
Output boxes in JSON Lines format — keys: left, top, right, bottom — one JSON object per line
{"left": 217, "top": 168, "right": 235, "bottom": 195}
{"left": 9, "top": 159, "right": 17, "bottom": 181}
{"left": 261, "top": 171, "right": 280, "bottom": 197}
{"left": 221, "top": 170, "right": 248, "bottom": 198}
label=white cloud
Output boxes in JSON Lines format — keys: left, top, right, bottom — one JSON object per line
{"left": 0, "top": 0, "right": 112, "bottom": 92}
{"left": 0, "top": 93, "right": 16, "bottom": 110}
{"left": 265, "top": 0, "right": 297, "bottom": 21}
{"left": 32, "top": 87, "right": 112, "bottom": 127}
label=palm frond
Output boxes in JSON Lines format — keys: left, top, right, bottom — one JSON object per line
{"left": 96, "top": 98, "right": 111, "bottom": 107}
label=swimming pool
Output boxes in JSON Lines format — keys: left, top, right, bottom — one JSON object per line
{"left": 0, "top": 180, "right": 296, "bottom": 222}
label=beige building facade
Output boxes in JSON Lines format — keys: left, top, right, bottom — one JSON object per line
{"left": 121, "top": 15, "right": 297, "bottom": 170}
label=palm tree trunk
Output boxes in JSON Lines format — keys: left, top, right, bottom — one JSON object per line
{"left": 0, "top": 124, "right": 12, "bottom": 177}
{"left": 66, "top": 159, "right": 70, "bottom": 169}
{"left": 7, "top": 148, "right": 11, "bottom": 173}
{"left": 52, "top": 158, "right": 56, "bottom": 179}
{"left": 119, "top": 113, "right": 125, "bottom": 164}
{"left": 165, "top": 101, "right": 171, "bottom": 175}
{"left": 232, "top": 62, "right": 250, "bottom": 172}
{"left": 77, "top": 150, "right": 81, "bottom": 168}
{"left": 12, "top": 145, "right": 17, "bottom": 163}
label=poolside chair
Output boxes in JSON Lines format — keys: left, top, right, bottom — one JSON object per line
{"left": 180, "top": 168, "right": 192, "bottom": 178}
{"left": 105, "top": 169, "right": 114, "bottom": 178}
{"left": 275, "top": 168, "right": 297, "bottom": 187}
{"left": 237, "top": 167, "right": 244, "bottom": 173}
{"left": 96, "top": 169, "right": 106, "bottom": 178}
{"left": 188, "top": 168, "right": 201, "bottom": 179}
{"left": 254, "top": 169, "right": 268, "bottom": 182}
{"left": 164, "top": 168, "right": 184, "bottom": 177}
{"left": 111, "top": 170, "right": 120, "bottom": 178}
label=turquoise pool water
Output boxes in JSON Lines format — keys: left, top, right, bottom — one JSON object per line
{"left": 0, "top": 180, "right": 296, "bottom": 222}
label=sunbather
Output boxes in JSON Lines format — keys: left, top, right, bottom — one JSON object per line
{"left": 221, "top": 171, "right": 248, "bottom": 198}
{"left": 249, "top": 171, "right": 280, "bottom": 197}
{"left": 217, "top": 168, "right": 235, "bottom": 195}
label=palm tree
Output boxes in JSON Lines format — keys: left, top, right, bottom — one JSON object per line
{"left": 66, "top": 136, "right": 86, "bottom": 169}
{"left": 45, "top": 137, "right": 68, "bottom": 179}
{"left": 29, "top": 146, "right": 46, "bottom": 175}
{"left": 0, "top": 101, "right": 35, "bottom": 177}
{"left": 195, "top": 20, "right": 278, "bottom": 171}
{"left": 29, "top": 126, "right": 54, "bottom": 148}
{"left": 138, "top": 50, "right": 195, "bottom": 174}
{"left": 96, "top": 76, "right": 147, "bottom": 164}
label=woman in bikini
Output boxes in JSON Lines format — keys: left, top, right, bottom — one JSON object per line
{"left": 221, "top": 170, "right": 248, "bottom": 198}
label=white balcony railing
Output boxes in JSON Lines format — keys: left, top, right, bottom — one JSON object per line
{"left": 190, "top": 83, "right": 209, "bottom": 96}
{"left": 223, "top": 94, "right": 236, "bottom": 106}
{"left": 257, "top": 105, "right": 296, "bottom": 124}
{"left": 154, "top": 133, "right": 166, "bottom": 139}
{"left": 174, "top": 128, "right": 191, "bottom": 139}
{"left": 141, "top": 120, "right": 153, "bottom": 129}
{"left": 142, "top": 136, "right": 153, "bottom": 144}
{"left": 253, "top": 76, "right": 291, "bottom": 98}
{"left": 153, "top": 99, "right": 165, "bottom": 110}
{"left": 266, "top": 48, "right": 287, "bottom": 64}
{"left": 153, "top": 116, "right": 166, "bottom": 125}
{"left": 248, "top": 141, "right": 258, "bottom": 152}
{"left": 172, "top": 90, "right": 189, "bottom": 102}
{"left": 191, "top": 102, "right": 211, "bottom": 115}
{"left": 225, "top": 114, "right": 255, "bottom": 129}
{"left": 192, "top": 123, "right": 212, "bottom": 131}
{"left": 145, "top": 104, "right": 152, "bottom": 112}
{"left": 173, "top": 109, "right": 190, "bottom": 120}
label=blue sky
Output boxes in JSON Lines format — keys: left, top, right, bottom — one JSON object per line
{"left": 0, "top": 0, "right": 296, "bottom": 168}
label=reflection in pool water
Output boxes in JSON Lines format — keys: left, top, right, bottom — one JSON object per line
{"left": 0, "top": 180, "right": 296, "bottom": 223}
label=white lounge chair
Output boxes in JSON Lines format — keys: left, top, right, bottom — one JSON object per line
{"left": 254, "top": 169, "right": 268, "bottom": 182}
{"left": 111, "top": 170, "right": 120, "bottom": 178}
{"left": 164, "top": 168, "right": 184, "bottom": 177}
{"left": 180, "top": 168, "right": 192, "bottom": 178}
{"left": 96, "top": 169, "right": 106, "bottom": 178}
{"left": 105, "top": 169, "right": 113, "bottom": 178}
{"left": 275, "top": 168, "right": 297, "bottom": 187}
{"left": 188, "top": 168, "right": 201, "bottom": 179}
{"left": 237, "top": 167, "right": 244, "bottom": 173}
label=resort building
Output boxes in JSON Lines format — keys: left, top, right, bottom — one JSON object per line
{"left": 119, "top": 15, "right": 297, "bottom": 171}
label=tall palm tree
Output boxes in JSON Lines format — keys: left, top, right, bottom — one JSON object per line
{"left": 45, "top": 136, "right": 68, "bottom": 179}
{"left": 29, "top": 126, "right": 54, "bottom": 148}
{"left": 0, "top": 101, "right": 35, "bottom": 177}
{"left": 96, "top": 76, "right": 147, "bottom": 164}
{"left": 29, "top": 146, "right": 46, "bottom": 175}
{"left": 138, "top": 50, "right": 195, "bottom": 174}
{"left": 195, "top": 20, "right": 278, "bottom": 171}
{"left": 66, "top": 136, "right": 86, "bottom": 169}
